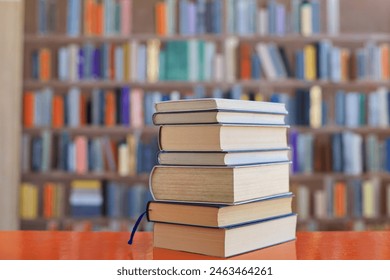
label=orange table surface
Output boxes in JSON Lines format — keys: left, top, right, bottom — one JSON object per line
{"left": 0, "top": 231, "right": 389, "bottom": 260}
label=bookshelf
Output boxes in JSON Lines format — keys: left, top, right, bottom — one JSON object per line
{"left": 0, "top": 0, "right": 23, "bottom": 230}
{"left": 19, "top": 0, "right": 390, "bottom": 231}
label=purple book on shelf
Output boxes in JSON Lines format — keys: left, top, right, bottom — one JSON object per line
{"left": 276, "top": 4, "right": 286, "bottom": 36}
{"left": 290, "top": 130, "right": 299, "bottom": 173}
{"left": 187, "top": 1, "right": 197, "bottom": 35}
{"left": 78, "top": 48, "right": 84, "bottom": 80}
{"left": 121, "top": 87, "right": 130, "bottom": 126}
{"left": 92, "top": 48, "right": 101, "bottom": 79}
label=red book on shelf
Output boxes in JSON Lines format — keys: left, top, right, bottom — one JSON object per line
{"left": 334, "top": 182, "right": 347, "bottom": 218}
{"left": 43, "top": 183, "right": 54, "bottom": 218}
{"left": 239, "top": 43, "right": 252, "bottom": 80}
{"left": 110, "top": 45, "right": 116, "bottom": 80}
{"left": 23, "top": 91, "right": 35, "bottom": 128}
{"left": 39, "top": 48, "right": 51, "bottom": 81}
{"left": 105, "top": 90, "right": 116, "bottom": 126}
{"left": 52, "top": 95, "right": 64, "bottom": 128}
{"left": 155, "top": 2, "right": 167, "bottom": 36}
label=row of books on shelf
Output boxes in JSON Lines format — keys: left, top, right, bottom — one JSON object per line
{"left": 294, "top": 178, "right": 390, "bottom": 221}
{"left": 20, "top": 180, "right": 152, "bottom": 225}
{"left": 36, "top": 0, "right": 337, "bottom": 36}
{"left": 20, "top": 132, "right": 159, "bottom": 175}
{"left": 30, "top": 40, "right": 390, "bottom": 83}
{"left": 22, "top": 86, "right": 390, "bottom": 129}
{"left": 290, "top": 131, "right": 390, "bottom": 175}
{"left": 227, "top": 0, "right": 323, "bottom": 36}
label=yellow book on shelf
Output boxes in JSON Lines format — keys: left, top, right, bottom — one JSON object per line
{"left": 300, "top": 2, "right": 312, "bottom": 36}
{"left": 309, "top": 85, "right": 322, "bottom": 128}
{"left": 362, "top": 180, "right": 375, "bottom": 218}
{"left": 147, "top": 39, "right": 161, "bottom": 83}
{"left": 118, "top": 142, "right": 129, "bottom": 176}
{"left": 20, "top": 183, "right": 38, "bottom": 220}
{"left": 123, "top": 43, "right": 130, "bottom": 82}
{"left": 304, "top": 44, "right": 317, "bottom": 81}
{"left": 254, "top": 92, "right": 264, "bottom": 101}
{"left": 71, "top": 180, "right": 101, "bottom": 189}
{"left": 127, "top": 134, "right": 138, "bottom": 176}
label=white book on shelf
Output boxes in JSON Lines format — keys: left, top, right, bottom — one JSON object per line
{"left": 166, "top": 0, "right": 176, "bottom": 35}
{"left": 297, "top": 186, "right": 310, "bottom": 221}
{"left": 257, "top": 7, "right": 268, "bottom": 35}
{"left": 345, "top": 92, "right": 360, "bottom": 128}
{"left": 213, "top": 53, "right": 224, "bottom": 82}
{"left": 368, "top": 91, "right": 379, "bottom": 127}
{"left": 68, "top": 44, "right": 79, "bottom": 82}
{"left": 377, "top": 87, "right": 389, "bottom": 127}
{"left": 118, "top": 143, "right": 129, "bottom": 176}
{"left": 58, "top": 47, "right": 69, "bottom": 81}
{"left": 188, "top": 39, "right": 199, "bottom": 82}
{"left": 67, "top": 87, "right": 80, "bottom": 127}
{"left": 256, "top": 43, "right": 277, "bottom": 80}
{"left": 224, "top": 37, "right": 238, "bottom": 82}
{"left": 204, "top": 42, "right": 215, "bottom": 81}
{"left": 314, "top": 189, "right": 327, "bottom": 219}
{"left": 327, "top": 0, "right": 340, "bottom": 35}
{"left": 115, "top": 45, "right": 124, "bottom": 81}
{"left": 130, "top": 41, "right": 139, "bottom": 82}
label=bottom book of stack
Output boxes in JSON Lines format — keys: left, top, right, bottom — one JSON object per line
{"left": 148, "top": 194, "right": 297, "bottom": 258}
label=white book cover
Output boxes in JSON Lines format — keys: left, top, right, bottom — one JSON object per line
{"left": 58, "top": 47, "right": 69, "bottom": 81}
{"left": 130, "top": 41, "right": 139, "bottom": 81}
{"left": 68, "top": 44, "right": 79, "bottom": 82}
{"left": 213, "top": 53, "right": 224, "bottom": 82}
{"left": 225, "top": 37, "right": 238, "bottom": 82}
{"left": 297, "top": 186, "right": 310, "bottom": 221}
{"left": 327, "top": 0, "right": 339, "bottom": 35}
{"left": 368, "top": 91, "right": 379, "bottom": 127}
{"left": 377, "top": 87, "right": 389, "bottom": 127}
{"left": 115, "top": 45, "right": 124, "bottom": 81}
{"left": 257, "top": 8, "right": 268, "bottom": 35}
{"left": 256, "top": 43, "right": 277, "bottom": 80}
{"left": 314, "top": 190, "right": 326, "bottom": 219}
{"left": 188, "top": 39, "right": 198, "bottom": 82}
{"left": 68, "top": 87, "right": 80, "bottom": 127}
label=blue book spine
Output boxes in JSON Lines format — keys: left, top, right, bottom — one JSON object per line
{"left": 335, "top": 90, "right": 345, "bottom": 126}
{"left": 179, "top": 0, "right": 189, "bottom": 35}
{"left": 196, "top": 0, "right": 206, "bottom": 34}
{"left": 295, "top": 50, "right": 304, "bottom": 80}
{"left": 213, "top": 0, "right": 222, "bottom": 34}
{"left": 311, "top": 0, "right": 321, "bottom": 34}
{"left": 32, "top": 51, "right": 39, "bottom": 79}
{"left": 268, "top": 0, "right": 277, "bottom": 35}
{"left": 251, "top": 53, "right": 261, "bottom": 79}
{"left": 318, "top": 41, "right": 330, "bottom": 80}
{"left": 121, "top": 87, "right": 130, "bottom": 126}
{"left": 386, "top": 139, "right": 390, "bottom": 172}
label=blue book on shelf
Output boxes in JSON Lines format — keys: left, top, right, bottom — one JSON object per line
{"left": 356, "top": 49, "right": 366, "bottom": 80}
{"left": 311, "top": 0, "right": 321, "bottom": 34}
{"left": 322, "top": 102, "right": 328, "bottom": 126}
{"left": 100, "top": 43, "right": 109, "bottom": 80}
{"left": 38, "top": 0, "right": 47, "bottom": 34}
{"left": 267, "top": 0, "right": 277, "bottom": 35}
{"left": 121, "top": 87, "right": 130, "bottom": 126}
{"left": 32, "top": 51, "right": 39, "bottom": 80}
{"left": 386, "top": 139, "right": 390, "bottom": 172}
{"left": 335, "top": 90, "right": 345, "bottom": 126}
{"left": 318, "top": 40, "right": 330, "bottom": 80}
{"left": 330, "top": 47, "right": 341, "bottom": 82}
{"left": 179, "top": 0, "right": 189, "bottom": 35}
{"left": 93, "top": 48, "right": 102, "bottom": 79}
{"left": 332, "top": 133, "right": 343, "bottom": 172}
{"left": 251, "top": 53, "right": 262, "bottom": 79}
{"left": 83, "top": 43, "right": 94, "bottom": 79}
{"left": 295, "top": 50, "right": 305, "bottom": 80}
{"left": 114, "top": 46, "right": 123, "bottom": 81}
{"left": 67, "top": 0, "right": 81, "bottom": 36}
{"left": 78, "top": 48, "right": 84, "bottom": 80}
{"left": 31, "top": 137, "right": 43, "bottom": 172}
{"left": 71, "top": 206, "right": 102, "bottom": 218}
{"left": 126, "top": 185, "right": 147, "bottom": 219}
{"left": 275, "top": 3, "right": 286, "bottom": 35}
{"left": 235, "top": 0, "right": 248, "bottom": 35}
{"left": 196, "top": 0, "right": 206, "bottom": 34}
{"left": 212, "top": 0, "right": 222, "bottom": 34}
{"left": 187, "top": 1, "right": 197, "bottom": 35}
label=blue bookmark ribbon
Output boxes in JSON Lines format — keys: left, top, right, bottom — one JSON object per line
{"left": 128, "top": 210, "right": 147, "bottom": 245}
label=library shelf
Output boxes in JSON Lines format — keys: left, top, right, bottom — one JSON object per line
{"left": 23, "top": 126, "right": 159, "bottom": 135}
{"left": 290, "top": 173, "right": 390, "bottom": 182}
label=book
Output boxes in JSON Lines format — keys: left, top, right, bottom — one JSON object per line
{"left": 148, "top": 193, "right": 293, "bottom": 227}
{"left": 158, "top": 124, "right": 288, "bottom": 152}
{"left": 153, "top": 213, "right": 297, "bottom": 257}
{"left": 157, "top": 149, "right": 290, "bottom": 166}
{"left": 149, "top": 161, "right": 290, "bottom": 204}
{"left": 154, "top": 98, "right": 287, "bottom": 114}
{"left": 153, "top": 110, "right": 286, "bottom": 125}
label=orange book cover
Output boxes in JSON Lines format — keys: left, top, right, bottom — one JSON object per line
{"left": 23, "top": 91, "right": 35, "bottom": 128}
{"left": 340, "top": 49, "right": 350, "bottom": 82}
{"left": 110, "top": 45, "right": 116, "bottom": 80}
{"left": 239, "top": 43, "right": 252, "bottom": 80}
{"left": 43, "top": 183, "right": 54, "bottom": 218}
{"left": 381, "top": 44, "right": 390, "bottom": 80}
{"left": 39, "top": 48, "right": 51, "bottom": 81}
{"left": 96, "top": 1, "right": 104, "bottom": 35}
{"left": 52, "top": 95, "right": 64, "bottom": 128}
{"left": 84, "top": 0, "right": 94, "bottom": 35}
{"left": 105, "top": 91, "right": 116, "bottom": 126}
{"left": 334, "top": 182, "right": 347, "bottom": 218}
{"left": 155, "top": 2, "right": 167, "bottom": 36}
{"left": 75, "top": 136, "right": 88, "bottom": 174}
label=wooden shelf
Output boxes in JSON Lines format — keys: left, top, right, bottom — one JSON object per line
{"left": 23, "top": 79, "right": 390, "bottom": 90}
{"left": 290, "top": 172, "right": 390, "bottom": 181}
{"left": 21, "top": 172, "right": 150, "bottom": 183}
{"left": 24, "top": 33, "right": 390, "bottom": 44}
{"left": 292, "top": 126, "right": 390, "bottom": 134}
{"left": 23, "top": 126, "right": 158, "bottom": 135}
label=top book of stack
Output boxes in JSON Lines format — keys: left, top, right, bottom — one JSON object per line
{"left": 153, "top": 98, "right": 289, "bottom": 152}
{"left": 153, "top": 98, "right": 288, "bottom": 125}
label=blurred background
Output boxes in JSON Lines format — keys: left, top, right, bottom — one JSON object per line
{"left": 1, "top": 0, "right": 390, "bottom": 232}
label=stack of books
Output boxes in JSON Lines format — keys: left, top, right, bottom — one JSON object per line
{"left": 147, "top": 98, "right": 297, "bottom": 258}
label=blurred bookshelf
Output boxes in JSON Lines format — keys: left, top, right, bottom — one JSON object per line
{"left": 19, "top": 0, "right": 390, "bottom": 231}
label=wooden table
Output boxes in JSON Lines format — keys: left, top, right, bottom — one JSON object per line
{"left": 0, "top": 231, "right": 389, "bottom": 260}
